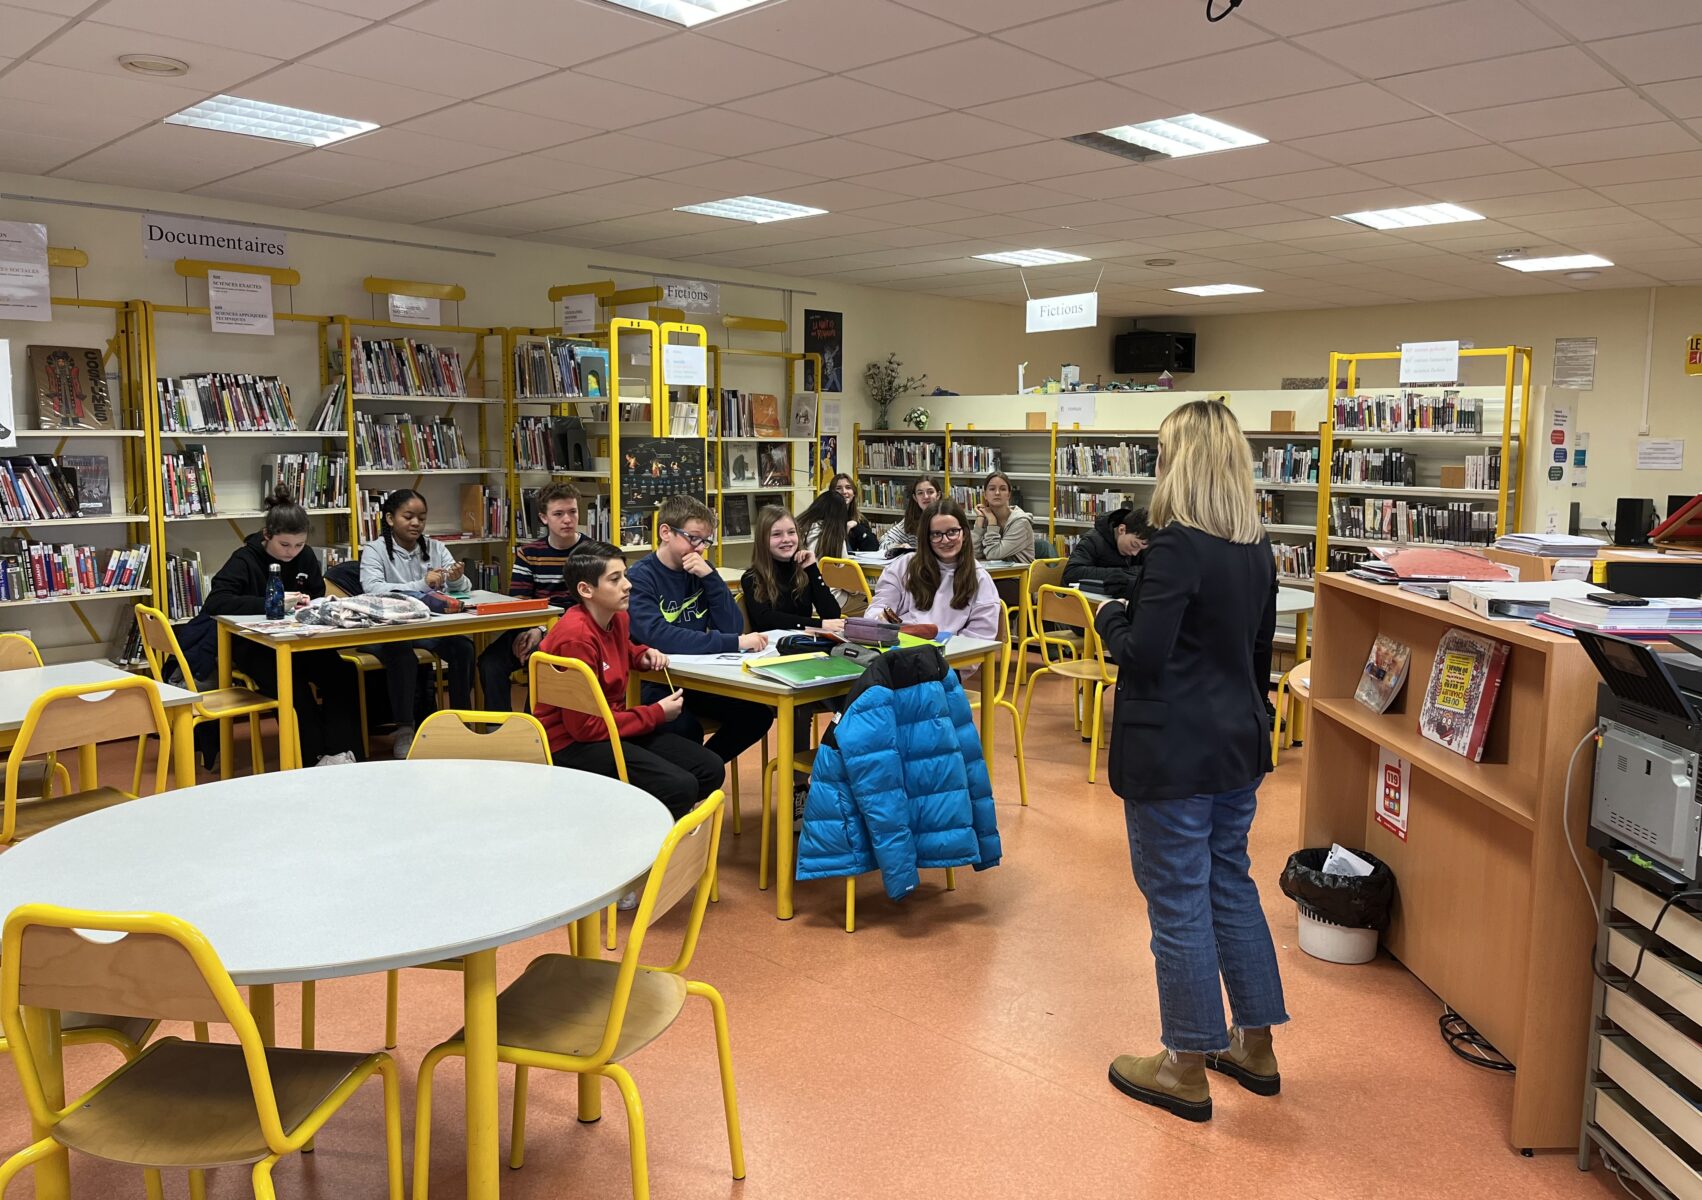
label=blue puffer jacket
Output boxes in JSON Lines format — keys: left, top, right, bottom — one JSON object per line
{"left": 796, "top": 645, "right": 1001, "bottom": 900}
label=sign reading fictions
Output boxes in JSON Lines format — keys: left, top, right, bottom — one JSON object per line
{"left": 1026, "top": 291, "right": 1097, "bottom": 333}
{"left": 0, "top": 221, "right": 52, "bottom": 323}
{"left": 1398, "top": 339, "right": 1459, "bottom": 384}
{"left": 142, "top": 212, "right": 289, "bottom": 266}
{"left": 208, "top": 270, "right": 274, "bottom": 336}
{"left": 657, "top": 277, "right": 719, "bottom": 314}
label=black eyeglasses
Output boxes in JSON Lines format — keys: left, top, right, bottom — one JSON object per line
{"left": 928, "top": 528, "right": 964, "bottom": 542}
{"left": 677, "top": 530, "right": 715, "bottom": 550}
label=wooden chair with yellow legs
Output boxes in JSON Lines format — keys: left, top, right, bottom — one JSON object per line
{"left": 359, "top": 709, "right": 556, "bottom": 1051}
{"left": 1270, "top": 660, "right": 1312, "bottom": 768}
{"left": 1013, "top": 558, "right": 1074, "bottom": 686}
{"left": 1019, "top": 586, "right": 1118, "bottom": 785}
{"left": 819, "top": 557, "right": 873, "bottom": 617}
{"left": 0, "top": 904, "right": 403, "bottom": 1200}
{"left": 133, "top": 605, "right": 293, "bottom": 780}
{"left": 0, "top": 634, "right": 71, "bottom": 801}
{"left": 965, "top": 604, "right": 1029, "bottom": 808}
{"left": 3, "top": 677, "right": 173, "bottom": 846}
{"left": 412, "top": 794, "right": 741, "bottom": 1200}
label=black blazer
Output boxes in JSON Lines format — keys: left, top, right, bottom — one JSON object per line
{"left": 1094, "top": 523, "right": 1276, "bottom": 803}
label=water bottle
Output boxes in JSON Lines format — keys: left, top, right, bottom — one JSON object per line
{"left": 265, "top": 563, "right": 284, "bottom": 619}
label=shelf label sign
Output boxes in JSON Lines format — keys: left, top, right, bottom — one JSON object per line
{"left": 1398, "top": 339, "right": 1459, "bottom": 384}
{"left": 560, "top": 293, "right": 597, "bottom": 335}
{"left": 1058, "top": 393, "right": 1097, "bottom": 428}
{"left": 1026, "top": 291, "right": 1097, "bottom": 333}
{"left": 388, "top": 293, "right": 440, "bottom": 325}
{"left": 1373, "top": 748, "right": 1410, "bottom": 842}
{"left": 658, "top": 277, "right": 718, "bottom": 314}
{"left": 0, "top": 338, "right": 15, "bottom": 448}
{"left": 142, "top": 212, "right": 288, "bottom": 265}
{"left": 208, "top": 269, "right": 274, "bottom": 336}
{"left": 0, "top": 221, "right": 51, "bottom": 323}
{"left": 662, "top": 344, "right": 707, "bottom": 387}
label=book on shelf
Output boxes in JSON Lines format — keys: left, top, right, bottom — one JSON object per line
{"left": 516, "top": 487, "right": 542, "bottom": 542}
{"left": 28, "top": 345, "right": 115, "bottom": 430}
{"left": 309, "top": 377, "right": 347, "bottom": 432}
{"left": 59, "top": 454, "right": 111, "bottom": 516}
{"left": 513, "top": 416, "right": 558, "bottom": 472}
{"left": 1256, "top": 490, "right": 1285, "bottom": 523}
{"left": 459, "top": 483, "right": 509, "bottom": 539}
{"left": 576, "top": 347, "right": 610, "bottom": 398}
{"left": 357, "top": 489, "right": 384, "bottom": 544}
{"left": 724, "top": 444, "right": 756, "bottom": 487}
{"left": 1491, "top": 533, "right": 1602, "bottom": 559}
{"left": 338, "top": 337, "right": 467, "bottom": 398}
{"left": 1256, "top": 443, "right": 1319, "bottom": 484}
{"left": 1418, "top": 628, "right": 1510, "bottom": 762}
{"left": 750, "top": 393, "right": 783, "bottom": 438}
{"left": 0, "top": 454, "right": 82, "bottom": 522}
{"left": 463, "top": 560, "right": 500, "bottom": 592}
{"left": 1055, "top": 440, "right": 1151, "bottom": 478}
{"left": 354, "top": 412, "right": 469, "bottom": 470}
{"left": 1334, "top": 391, "right": 1483, "bottom": 434}
{"left": 721, "top": 500, "right": 752, "bottom": 538}
{"left": 551, "top": 416, "right": 593, "bottom": 473}
{"left": 513, "top": 336, "right": 598, "bottom": 399}
{"left": 108, "top": 609, "right": 145, "bottom": 669}
{"left": 1544, "top": 594, "right": 1702, "bottom": 629}
{"left": 720, "top": 389, "right": 754, "bottom": 438}
{"left": 160, "top": 445, "right": 216, "bottom": 517}
{"left": 157, "top": 373, "right": 297, "bottom": 433}
{"left": 1329, "top": 498, "right": 1495, "bottom": 546}
{"left": 789, "top": 392, "right": 817, "bottom": 439}
{"left": 948, "top": 441, "right": 1000, "bottom": 475}
{"left": 1058, "top": 485, "right": 1144, "bottom": 522}
{"left": 1271, "top": 541, "right": 1313, "bottom": 580}
{"left": 1446, "top": 579, "right": 1602, "bottom": 621}
{"left": 260, "top": 452, "right": 347, "bottom": 510}
{"left": 0, "top": 537, "right": 148, "bottom": 601}
{"left": 164, "top": 551, "right": 206, "bottom": 621}
{"left": 863, "top": 437, "right": 943, "bottom": 472}
{"left": 667, "top": 392, "right": 701, "bottom": 437}
{"left": 1354, "top": 634, "right": 1411, "bottom": 714}
{"left": 757, "top": 442, "right": 791, "bottom": 487}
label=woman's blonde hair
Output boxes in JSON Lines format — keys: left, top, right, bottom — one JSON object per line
{"left": 1149, "top": 399, "right": 1263, "bottom": 544}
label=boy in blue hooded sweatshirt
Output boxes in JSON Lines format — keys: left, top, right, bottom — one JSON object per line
{"left": 627, "top": 494, "right": 775, "bottom": 763}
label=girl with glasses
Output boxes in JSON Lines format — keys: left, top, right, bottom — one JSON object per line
{"left": 869, "top": 498, "right": 1000, "bottom": 640}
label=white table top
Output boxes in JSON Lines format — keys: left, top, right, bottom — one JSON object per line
{"left": 215, "top": 590, "right": 549, "bottom": 641}
{"left": 0, "top": 760, "right": 674, "bottom": 985}
{"left": 0, "top": 661, "right": 200, "bottom": 733}
{"left": 658, "top": 635, "right": 1001, "bottom": 696}
{"left": 1073, "top": 583, "right": 1313, "bottom": 616}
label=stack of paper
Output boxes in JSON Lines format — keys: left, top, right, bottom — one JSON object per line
{"left": 1534, "top": 595, "right": 1702, "bottom": 639}
{"left": 1447, "top": 579, "right": 1603, "bottom": 620}
{"left": 1348, "top": 546, "right": 1514, "bottom": 584}
{"left": 1493, "top": 533, "right": 1604, "bottom": 558}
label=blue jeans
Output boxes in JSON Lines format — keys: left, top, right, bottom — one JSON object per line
{"left": 1126, "top": 783, "right": 1289, "bottom": 1053}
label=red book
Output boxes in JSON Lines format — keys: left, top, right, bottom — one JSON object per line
{"left": 1419, "top": 628, "right": 1510, "bottom": 761}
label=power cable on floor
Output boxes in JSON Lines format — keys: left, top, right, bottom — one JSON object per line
{"left": 1438, "top": 1007, "right": 1513, "bottom": 1072}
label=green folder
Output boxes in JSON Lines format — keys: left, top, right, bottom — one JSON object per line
{"left": 745, "top": 654, "right": 867, "bottom": 687}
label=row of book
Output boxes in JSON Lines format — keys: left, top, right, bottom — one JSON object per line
{"left": 1058, "top": 486, "right": 1144, "bottom": 522}
{"left": 513, "top": 338, "right": 608, "bottom": 399}
{"left": 163, "top": 551, "right": 205, "bottom": 622}
{"left": 308, "top": 377, "right": 347, "bottom": 432}
{"left": 664, "top": 397, "right": 701, "bottom": 436}
{"left": 354, "top": 413, "right": 470, "bottom": 471}
{"left": 513, "top": 417, "right": 559, "bottom": 472}
{"left": 459, "top": 484, "right": 509, "bottom": 540}
{"left": 260, "top": 452, "right": 348, "bottom": 510}
{"left": 1330, "top": 498, "right": 1496, "bottom": 546}
{"left": 718, "top": 390, "right": 786, "bottom": 439}
{"left": 862, "top": 439, "right": 941, "bottom": 472}
{"left": 0, "top": 454, "right": 111, "bottom": 522}
{"left": 1254, "top": 443, "right": 1319, "bottom": 485}
{"left": 949, "top": 443, "right": 1002, "bottom": 474}
{"left": 859, "top": 479, "right": 912, "bottom": 509}
{"left": 1271, "top": 541, "right": 1313, "bottom": 581}
{"left": 0, "top": 540, "right": 149, "bottom": 601}
{"left": 1330, "top": 448, "right": 1502, "bottom": 491}
{"left": 341, "top": 338, "right": 468, "bottom": 398}
{"left": 722, "top": 442, "right": 791, "bottom": 488}
{"left": 1333, "top": 391, "right": 1484, "bottom": 434}
{"left": 156, "top": 373, "right": 297, "bottom": 433}
{"left": 161, "top": 446, "right": 217, "bottom": 517}
{"left": 1256, "top": 490, "right": 1286, "bottom": 524}
{"left": 1056, "top": 441, "right": 1155, "bottom": 478}
{"left": 947, "top": 485, "right": 976, "bottom": 510}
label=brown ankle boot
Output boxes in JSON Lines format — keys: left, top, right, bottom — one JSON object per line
{"left": 1206, "top": 1026, "right": 1280, "bottom": 1096}
{"left": 1108, "top": 1050, "right": 1212, "bottom": 1122}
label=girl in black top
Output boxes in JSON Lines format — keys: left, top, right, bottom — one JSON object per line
{"left": 741, "top": 505, "right": 843, "bottom": 632}
{"left": 829, "top": 472, "right": 880, "bottom": 552}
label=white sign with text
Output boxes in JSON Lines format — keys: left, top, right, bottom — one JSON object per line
{"left": 560, "top": 294, "right": 598, "bottom": 335}
{"left": 657, "top": 278, "right": 719, "bottom": 314}
{"left": 143, "top": 212, "right": 289, "bottom": 266}
{"left": 0, "top": 222, "right": 52, "bottom": 323}
{"left": 0, "top": 339, "right": 15, "bottom": 447}
{"left": 208, "top": 270, "right": 275, "bottom": 336}
{"left": 662, "top": 344, "right": 707, "bottom": 386}
{"left": 1026, "top": 291, "right": 1098, "bottom": 333}
{"left": 388, "top": 293, "right": 440, "bottom": 325}
{"left": 1398, "top": 340, "right": 1460, "bottom": 384}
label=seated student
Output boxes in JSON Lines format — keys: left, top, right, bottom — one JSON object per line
{"left": 972, "top": 471, "right": 1036, "bottom": 563}
{"left": 878, "top": 475, "right": 942, "bottom": 556}
{"left": 200, "top": 487, "right": 362, "bottom": 767}
{"left": 627, "top": 495, "right": 775, "bottom": 762}
{"left": 794, "top": 489, "right": 862, "bottom": 611}
{"left": 358, "top": 488, "right": 474, "bottom": 757}
{"left": 870, "top": 498, "right": 1002, "bottom": 640}
{"left": 477, "top": 482, "right": 594, "bottom": 711}
{"left": 829, "top": 472, "right": 881, "bottom": 552}
{"left": 742, "top": 505, "right": 844, "bottom": 633}
{"left": 535, "top": 544, "right": 722, "bottom": 820}
{"left": 1063, "top": 505, "right": 1153, "bottom": 595}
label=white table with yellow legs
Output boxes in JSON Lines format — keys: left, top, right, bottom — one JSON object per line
{"left": 0, "top": 759, "right": 672, "bottom": 1200}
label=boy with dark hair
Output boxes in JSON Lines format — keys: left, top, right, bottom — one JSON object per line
{"left": 478, "top": 482, "right": 594, "bottom": 710}
{"left": 1063, "top": 505, "right": 1154, "bottom": 594}
{"left": 626, "top": 495, "right": 775, "bottom": 762}
{"left": 535, "top": 543, "right": 722, "bottom": 819}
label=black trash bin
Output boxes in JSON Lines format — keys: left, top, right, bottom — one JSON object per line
{"left": 1279, "top": 847, "right": 1396, "bottom": 964}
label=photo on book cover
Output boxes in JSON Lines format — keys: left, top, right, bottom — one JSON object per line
{"left": 1354, "top": 634, "right": 1411, "bottom": 714}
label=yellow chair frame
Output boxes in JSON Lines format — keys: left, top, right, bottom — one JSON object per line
{"left": 967, "top": 603, "right": 1029, "bottom": 808}
{"left": 1014, "top": 558, "right": 1075, "bottom": 685}
{"left": 0, "top": 634, "right": 71, "bottom": 801}
{"left": 1271, "top": 659, "right": 1312, "bottom": 767}
{"left": 323, "top": 579, "right": 447, "bottom": 755}
{"left": 1020, "top": 586, "right": 1118, "bottom": 785}
{"left": 818, "top": 557, "right": 874, "bottom": 613}
{"left": 0, "top": 904, "right": 402, "bottom": 1200}
{"left": 412, "top": 794, "right": 741, "bottom": 1200}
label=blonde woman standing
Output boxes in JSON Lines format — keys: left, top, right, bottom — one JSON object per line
{"left": 1095, "top": 399, "right": 1285, "bottom": 1124}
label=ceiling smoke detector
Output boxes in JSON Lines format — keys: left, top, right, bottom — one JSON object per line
{"left": 1565, "top": 270, "right": 1601, "bottom": 281}
{"left": 1144, "top": 258, "right": 1177, "bottom": 268}
{"left": 119, "top": 53, "right": 190, "bottom": 76}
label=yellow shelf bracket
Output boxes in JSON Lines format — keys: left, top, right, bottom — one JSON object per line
{"left": 175, "top": 259, "right": 302, "bottom": 287}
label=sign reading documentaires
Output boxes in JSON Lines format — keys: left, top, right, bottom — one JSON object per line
{"left": 142, "top": 213, "right": 290, "bottom": 266}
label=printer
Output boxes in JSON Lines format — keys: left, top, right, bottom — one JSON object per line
{"left": 1579, "top": 630, "right": 1702, "bottom": 881}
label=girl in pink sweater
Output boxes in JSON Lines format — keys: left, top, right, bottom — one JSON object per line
{"left": 869, "top": 498, "right": 1001, "bottom": 640}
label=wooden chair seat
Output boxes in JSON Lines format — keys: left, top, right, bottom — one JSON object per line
{"left": 54, "top": 1037, "right": 373, "bottom": 1168}
{"left": 195, "top": 687, "right": 278, "bottom": 718}
{"left": 1045, "top": 659, "right": 1118, "bottom": 684}
{"left": 457, "top": 953, "right": 688, "bottom": 1064}
{"left": 11, "top": 788, "right": 133, "bottom": 840}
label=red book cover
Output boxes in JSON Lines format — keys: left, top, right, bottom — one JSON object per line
{"left": 1418, "top": 628, "right": 1511, "bottom": 761}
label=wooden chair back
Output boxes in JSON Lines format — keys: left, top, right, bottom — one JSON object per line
{"left": 735, "top": 592, "right": 752, "bottom": 634}
{"left": 529, "top": 652, "right": 626, "bottom": 782}
{"left": 408, "top": 710, "right": 551, "bottom": 764}
{"left": 133, "top": 604, "right": 196, "bottom": 693}
{"left": 10, "top": 677, "right": 170, "bottom": 761}
{"left": 1035, "top": 586, "right": 1113, "bottom": 683}
{"left": 819, "top": 558, "right": 873, "bottom": 605}
{"left": 988, "top": 602, "right": 1013, "bottom": 703}
{"left": 0, "top": 633, "right": 42, "bottom": 671}
{"left": 324, "top": 580, "right": 351, "bottom": 599}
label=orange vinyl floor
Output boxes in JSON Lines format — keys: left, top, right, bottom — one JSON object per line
{"left": 0, "top": 681, "right": 1623, "bottom": 1199}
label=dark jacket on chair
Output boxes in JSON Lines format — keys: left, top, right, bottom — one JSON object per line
{"left": 1094, "top": 523, "right": 1276, "bottom": 803}
{"left": 1063, "top": 511, "right": 1143, "bottom": 594}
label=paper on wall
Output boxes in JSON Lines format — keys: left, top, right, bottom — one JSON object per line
{"left": 1636, "top": 438, "right": 1685, "bottom": 470}
{"left": 1058, "top": 393, "right": 1096, "bottom": 428}
{"left": 208, "top": 269, "right": 274, "bottom": 336}
{"left": 0, "top": 339, "right": 15, "bottom": 447}
{"left": 1398, "top": 340, "right": 1459, "bottom": 384}
{"left": 0, "top": 221, "right": 51, "bottom": 323}
{"left": 388, "top": 293, "right": 440, "bottom": 325}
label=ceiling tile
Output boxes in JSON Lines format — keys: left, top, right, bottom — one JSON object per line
{"left": 575, "top": 34, "right": 822, "bottom": 105}
{"left": 1229, "top": 167, "right": 1387, "bottom": 202}
{"left": 769, "top": 179, "right": 913, "bottom": 212}
{"left": 0, "top": 63, "right": 206, "bottom": 133}
{"left": 1243, "top": 0, "right": 1450, "bottom": 35}
{"left": 1618, "top": 198, "right": 1702, "bottom": 223}
{"left": 1003, "top": 0, "right": 1269, "bottom": 76}
{"left": 319, "top": 126, "right": 514, "bottom": 170}
{"left": 30, "top": 21, "right": 280, "bottom": 95}
{"left": 1466, "top": 189, "right": 1617, "bottom": 219}
{"left": 851, "top": 161, "right": 1009, "bottom": 198}
{"left": 1420, "top": 167, "right": 1573, "bottom": 199}
{"left": 1558, "top": 150, "right": 1702, "bottom": 186}
{"left": 1507, "top": 122, "right": 1699, "bottom": 168}
{"left": 299, "top": 0, "right": 414, "bottom": 16}
{"left": 1187, "top": 202, "right": 1320, "bottom": 229}
{"left": 394, "top": 0, "right": 669, "bottom": 68}
{"left": 966, "top": 80, "right": 1171, "bottom": 138}
{"left": 49, "top": 121, "right": 302, "bottom": 188}
{"left": 945, "top": 140, "right": 1126, "bottom": 183}
{"left": 538, "top": 132, "right": 719, "bottom": 174}
{"left": 1290, "top": 118, "right": 1487, "bottom": 165}
{"left": 1599, "top": 177, "right": 1702, "bottom": 204}
{"left": 1502, "top": 207, "right": 1650, "bottom": 233}
{"left": 725, "top": 76, "right": 943, "bottom": 136}
{"left": 193, "top": 171, "right": 363, "bottom": 206}
{"left": 1214, "top": 84, "right": 1427, "bottom": 142}
{"left": 91, "top": 0, "right": 368, "bottom": 58}
{"left": 0, "top": 90, "right": 151, "bottom": 143}
{"left": 701, "top": 0, "right": 970, "bottom": 70}
{"left": 1381, "top": 46, "right": 1622, "bottom": 112}
{"left": 848, "top": 38, "right": 1087, "bottom": 110}
{"left": 1452, "top": 90, "right": 1668, "bottom": 142}
{"left": 851, "top": 224, "right": 965, "bottom": 249}
{"left": 850, "top": 111, "right": 1040, "bottom": 159}
{"left": 1358, "top": 145, "right": 1535, "bottom": 185}
{"left": 1524, "top": 0, "right": 1697, "bottom": 39}
{"left": 1116, "top": 41, "right": 1353, "bottom": 111}
{"left": 236, "top": 146, "right": 446, "bottom": 189}
{"left": 1, "top": 5, "right": 68, "bottom": 51}
{"left": 1236, "top": 217, "right": 1366, "bottom": 241}
{"left": 922, "top": 214, "right": 1054, "bottom": 240}
{"left": 621, "top": 108, "right": 817, "bottom": 157}
{"left": 566, "top": 176, "right": 721, "bottom": 215}
{"left": 1296, "top": 0, "right": 1563, "bottom": 76}
{"left": 1013, "top": 200, "right": 1150, "bottom": 228}
{"left": 451, "top": 154, "right": 633, "bottom": 194}
{"left": 1156, "top": 144, "right": 1335, "bottom": 184}
{"left": 4, "top": 0, "right": 89, "bottom": 12}
{"left": 314, "top": 191, "right": 474, "bottom": 223}
{"left": 653, "top": 157, "right": 825, "bottom": 195}
{"left": 432, "top": 195, "right": 643, "bottom": 233}
{"left": 935, "top": 182, "right": 1081, "bottom": 214}
{"left": 304, "top": 25, "right": 552, "bottom": 99}
{"left": 396, "top": 104, "right": 597, "bottom": 153}
{"left": 1076, "top": 215, "right": 1212, "bottom": 241}
{"left": 1647, "top": 78, "right": 1702, "bottom": 120}
{"left": 480, "top": 71, "right": 696, "bottom": 129}
{"left": 241, "top": 63, "right": 457, "bottom": 125}
{"left": 1122, "top": 185, "right": 1268, "bottom": 216}
{"left": 745, "top": 138, "right": 924, "bottom": 179}
{"left": 1042, "top": 164, "right": 1199, "bottom": 200}
{"left": 845, "top": 198, "right": 986, "bottom": 225}
{"left": 1589, "top": 24, "right": 1702, "bottom": 85}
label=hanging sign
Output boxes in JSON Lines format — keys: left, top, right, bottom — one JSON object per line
{"left": 388, "top": 293, "right": 440, "bottom": 325}
{"left": 560, "top": 293, "right": 597, "bottom": 335}
{"left": 662, "top": 344, "right": 707, "bottom": 386}
{"left": 0, "top": 221, "right": 52, "bottom": 323}
{"left": 657, "top": 277, "right": 719, "bottom": 314}
{"left": 0, "top": 338, "right": 15, "bottom": 447}
{"left": 1398, "top": 339, "right": 1459, "bottom": 384}
{"left": 208, "top": 269, "right": 274, "bottom": 336}
{"left": 1373, "top": 748, "right": 1411, "bottom": 842}
{"left": 1026, "top": 291, "right": 1097, "bottom": 333}
{"left": 142, "top": 212, "right": 289, "bottom": 265}
{"left": 1688, "top": 334, "right": 1702, "bottom": 376}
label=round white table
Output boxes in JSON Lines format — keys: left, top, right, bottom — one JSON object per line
{"left": 0, "top": 759, "right": 675, "bottom": 1200}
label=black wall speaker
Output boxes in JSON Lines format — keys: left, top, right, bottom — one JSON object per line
{"left": 1615, "top": 497, "right": 1656, "bottom": 546}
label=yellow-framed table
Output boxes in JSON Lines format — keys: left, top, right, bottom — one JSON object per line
{"left": 0, "top": 659, "right": 202, "bottom": 789}
{"left": 637, "top": 635, "right": 1001, "bottom": 920}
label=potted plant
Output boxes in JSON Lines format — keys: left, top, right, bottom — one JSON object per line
{"left": 863, "top": 353, "right": 926, "bottom": 430}
{"left": 904, "top": 406, "right": 930, "bottom": 431}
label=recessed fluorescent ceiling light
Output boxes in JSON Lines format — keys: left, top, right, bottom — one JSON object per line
{"left": 973, "top": 249, "right": 1090, "bottom": 266}
{"left": 1169, "top": 284, "right": 1263, "bottom": 296}
{"left": 1335, "top": 203, "right": 1484, "bottom": 230}
{"left": 1499, "top": 254, "right": 1614, "bottom": 273}
{"left": 1067, "top": 113, "right": 1265, "bottom": 163}
{"left": 600, "top": 0, "right": 777, "bottom": 27}
{"left": 674, "top": 196, "right": 826, "bottom": 223}
{"left": 164, "top": 94, "right": 377, "bottom": 147}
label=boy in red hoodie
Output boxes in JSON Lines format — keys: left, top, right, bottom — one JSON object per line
{"left": 536, "top": 543, "right": 724, "bottom": 819}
